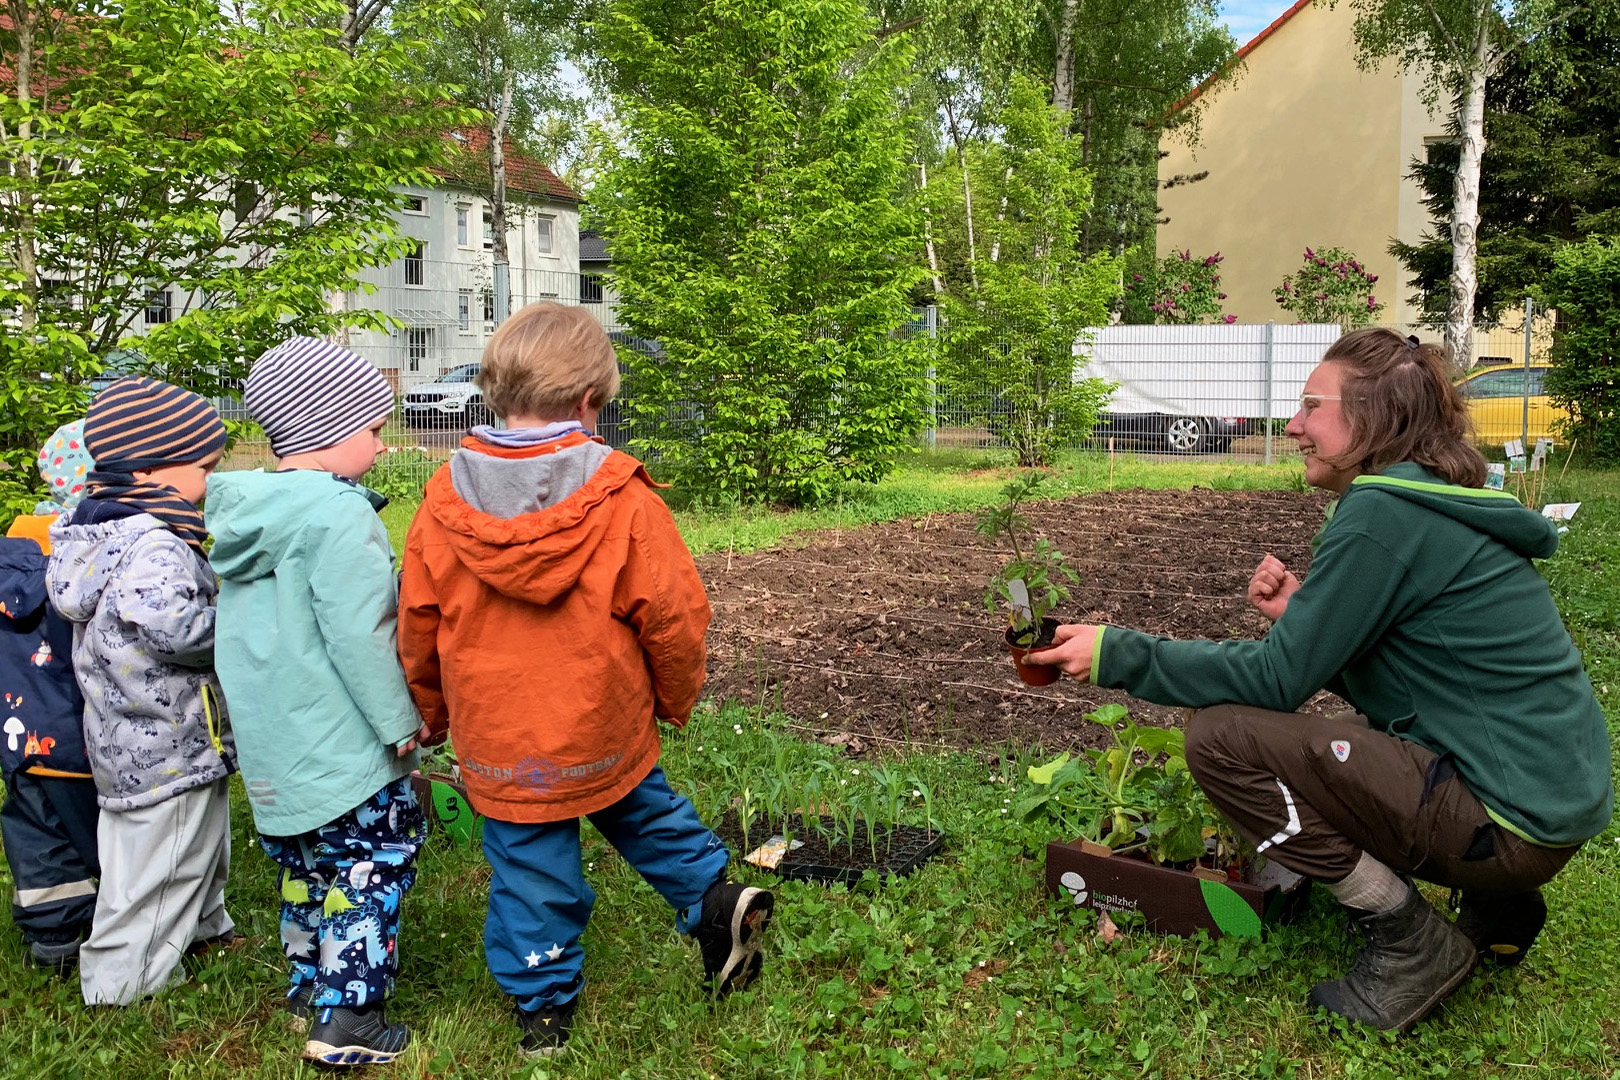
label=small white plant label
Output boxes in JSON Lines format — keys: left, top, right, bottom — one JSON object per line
{"left": 1485, "top": 463, "right": 1505, "bottom": 491}
{"left": 1006, "top": 578, "right": 1035, "bottom": 625}
{"left": 1504, "top": 439, "right": 1525, "bottom": 459}
{"left": 1542, "top": 502, "right": 1582, "bottom": 522}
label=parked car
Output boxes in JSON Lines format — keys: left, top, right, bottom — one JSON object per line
{"left": 401, "top": 363, "right": 489, "bottom": 429}
{"left": 1455, "top": 363, "right": 1567, "bottom": 446}
{"left": 1091, "top": 412, "right": 1256, "bottom": 454}
{"left": 598, "top": 331, "right": 673, "bottom": 450}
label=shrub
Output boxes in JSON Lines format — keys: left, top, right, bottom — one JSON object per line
{"left": 1540, "top": 237, "right": 1620, "bottom": 463}
{"left": 1121, "top": 249, "right": 1233, "bottom": 325}
{"left": 1272, "top": 246, "right": 1382, "bottom": 327}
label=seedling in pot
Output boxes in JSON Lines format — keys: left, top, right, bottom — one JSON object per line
{"left": 975, "top": 472, "right": 1079, "bottom": 684}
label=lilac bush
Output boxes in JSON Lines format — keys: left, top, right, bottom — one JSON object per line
{"left": 1121, "top": 250, "right": 1234, "bottom": 325}
{"left": 1273, "top": 247, "right": 1383, "bottom": 328}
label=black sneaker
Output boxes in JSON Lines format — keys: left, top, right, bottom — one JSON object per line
{"left": 516, "top": 998, "right": 578, "bottom": 1058}
{"left": 303, "top": 1004, "right": 411, "bottom": 1066}
{"left": 690, "top": 880, "right": 774, "bottom": 998}
{"left": 1455, "top": 889, "right": 1547, "bottom": 967}
{"left": 285, "top": 985, "right": 315, "bottom": 1032}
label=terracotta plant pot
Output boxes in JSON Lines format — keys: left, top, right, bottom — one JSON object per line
{"left": 1005, "top": 617, "right": 1061, "bottom": 686}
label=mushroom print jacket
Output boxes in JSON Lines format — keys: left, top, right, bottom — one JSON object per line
{"left": 46, "top": 513, "right": 234, "bottom": 810}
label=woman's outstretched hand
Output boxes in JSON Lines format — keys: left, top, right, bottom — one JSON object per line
{"left": 1021, "top": 623, "right": 1101, "bottom": 680}
{"left": 1248, "top": 553, "right": 1301, "bottom": 622}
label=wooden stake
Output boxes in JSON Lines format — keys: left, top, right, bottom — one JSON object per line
{"left": 1108, "top": 437, "right": 1115, "bottom": 490}
{"left": 1558, "top": 439, "right": 1579, "bottom": 486}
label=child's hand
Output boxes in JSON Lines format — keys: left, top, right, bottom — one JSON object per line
{"left": 395, "top": 737, "right": 418, "bottom": 758}
{"left": 415, "top": 721, "right": 446, "bottom": 747}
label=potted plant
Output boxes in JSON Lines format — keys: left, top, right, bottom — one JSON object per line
{"left": 1023, "top": 705, "right": 1309, "bottom": 938}
{"left": 975, "top": 472, "right": 1079, "bottom": 686}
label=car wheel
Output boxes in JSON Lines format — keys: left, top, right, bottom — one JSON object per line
{"left": 1164, "top": 416, "right": 1206, "bottom": 454}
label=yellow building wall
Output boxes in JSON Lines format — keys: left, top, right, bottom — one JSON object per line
{"left": 1158, "top": 0, "right": 1424, "bottom": 327}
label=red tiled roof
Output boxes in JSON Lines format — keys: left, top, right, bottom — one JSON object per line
{"left": 430, "top": 128, "right": 578, "bottom": 203}
{"left": 1165, "top": 0, "right": 1314, "bottom": 117}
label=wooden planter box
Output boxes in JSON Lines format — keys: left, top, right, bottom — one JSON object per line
{"left": 409, "top": 769, "right": 485, "bottom": 845}
{"left": 1044, "top": 837, "right": 1311, "bottom": 939}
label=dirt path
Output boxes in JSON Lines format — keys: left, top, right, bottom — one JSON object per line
{"left": 699, "top": 486, "right": 1341, "bottom": 755}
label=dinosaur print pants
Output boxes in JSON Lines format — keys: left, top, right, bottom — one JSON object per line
{"left": 258, "top": 778, "right": 425, "bottom": 1010}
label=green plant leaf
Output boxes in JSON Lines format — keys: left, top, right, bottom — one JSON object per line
{"left": 1026, "top": 753, "right": 1072, "bottom": 786}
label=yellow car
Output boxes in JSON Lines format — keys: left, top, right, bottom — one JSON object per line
{"left": 1455, "top": 363, "right": 1569, "bottom": 446}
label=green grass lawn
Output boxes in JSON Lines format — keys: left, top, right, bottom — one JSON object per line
{"left": 4, "top": 452, "right": 1618, "bottom": 1079}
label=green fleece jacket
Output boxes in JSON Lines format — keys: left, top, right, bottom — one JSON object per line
{"left": 1093, "top": 462, "right": 1613, "bottom": 846}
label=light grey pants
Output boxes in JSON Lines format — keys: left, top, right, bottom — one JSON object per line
{"left": 79, "top": 778, "right": 234, "bottom": 1006}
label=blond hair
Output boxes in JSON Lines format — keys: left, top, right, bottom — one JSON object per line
{"left": 478, "top": 302, "right": 620, "bottom": 420}
{"left": 1321, "top": 327, "right": 1486, "bottom": 487}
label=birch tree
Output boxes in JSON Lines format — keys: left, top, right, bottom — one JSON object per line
{"left": 1347, "top": 0, "right": 1599, "bottom": 366}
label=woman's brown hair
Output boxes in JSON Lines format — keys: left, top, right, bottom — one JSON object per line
{"left": 1320, "top": 327, "right": 1486, "bottom": 487}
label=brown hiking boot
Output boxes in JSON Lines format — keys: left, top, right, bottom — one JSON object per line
{"left": 1308, "top": 886, "right": 1477, "bottom": 1032}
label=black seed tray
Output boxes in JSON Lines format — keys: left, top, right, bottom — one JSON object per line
{"left": 720, "top": 812, "right": 946, "bottom": 884}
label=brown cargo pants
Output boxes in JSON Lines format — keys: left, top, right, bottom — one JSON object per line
{"left": 1185, "top": 705, "right": 1580, "bottom": 889}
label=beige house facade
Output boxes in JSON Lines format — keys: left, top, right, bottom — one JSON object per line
{"left": 1157, "top": 0, "right": 1446, "bottom": 335}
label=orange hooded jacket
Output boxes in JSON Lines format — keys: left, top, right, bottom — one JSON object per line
{"left": 397, "top": 433, "right": 711, "bottom": 823}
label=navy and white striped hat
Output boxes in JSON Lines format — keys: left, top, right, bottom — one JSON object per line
{"left": 84, "top": 377, "right": 227, "bottom": 473}
{"left": 245, "top": 337, "right": 396, "bottom": 458}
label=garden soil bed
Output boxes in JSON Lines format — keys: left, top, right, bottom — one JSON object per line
{"left": 699, "top": 486, "right": 1341, "bottom": 755}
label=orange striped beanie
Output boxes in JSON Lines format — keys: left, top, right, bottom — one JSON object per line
{"left": 84, "top": 377, "right": 227, "bottom": 474}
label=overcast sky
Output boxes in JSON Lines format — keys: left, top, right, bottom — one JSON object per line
{"left": 1217, "top": 0, "right": 1298, "bottom": 45}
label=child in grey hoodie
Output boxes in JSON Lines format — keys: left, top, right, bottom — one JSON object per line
{"left": 47, "top": 377, "right": 236, "bottom": 1005}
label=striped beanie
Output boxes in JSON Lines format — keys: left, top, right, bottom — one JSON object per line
{"left": 35, "top": 419, "right": 95, "bottom": 511}
{"left": 245, "top": 337, "right": 395, "bottom": 457}
{"left": 84, "top": 377, "right": 227, "bottom": 473}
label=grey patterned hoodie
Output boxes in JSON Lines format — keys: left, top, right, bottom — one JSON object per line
{"left": 47, "top": 513, "right": 235, "bottom": 810}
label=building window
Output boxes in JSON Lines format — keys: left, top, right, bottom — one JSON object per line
{"left": 482, "top": 290, "right": 496, "bottom": 332}
{"left": 407, "top": 327, "right": 432, "bottom": 372}
{"left": 537, "top": 215, "right": 554, "bottom": 254}
{"left": 144, "top": 288, "right": 172, "bottom": 324}
{"left": 404, "top": 241, "right": 425, "bottom": 286}
{"left": 458, "top": 290, "right": 472, "bottom": 332}
{"left": 482, "top": 210, "right": 494, "bottom": 250}
{"left": 402, "top": 193, "right": 428, "bottom": 215}
{"left": 581, "top": 273, "right": 604, "bottom": 304}
{"left": 456, "top": 205, "right": 471, "bottom": 247}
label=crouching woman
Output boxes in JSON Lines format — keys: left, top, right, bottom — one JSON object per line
{"left": 1025, "top": 328, "right": 1612, "bottom": 1032}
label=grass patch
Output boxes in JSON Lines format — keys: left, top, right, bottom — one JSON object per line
{"left": 2, "top": 698, "right": 1616, "bottom": 1078}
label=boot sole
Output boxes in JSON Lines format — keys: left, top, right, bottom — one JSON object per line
{"left": 302, "top": 1040, "right": 406, "bottom": 1066}
{"left": 712, "top": 888, "right": 774, "bottom": 997}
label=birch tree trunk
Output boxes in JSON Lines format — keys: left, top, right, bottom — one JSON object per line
{"left": 1444, "top": 14, "right": 1493, "bottom": 371}
{"left": 919, "top": 162, "right": 944, "bottom": 295}
{"left": 1051, "top": 0, "right": 1081, "bottom": 115}
{"left": 490, "top": 63, "right": 514, "bottom": 269}
{"left": 5, "top": 0, "right": 40, "bottom": 332}
{"left": 941, "top": 88, "right": 979, "bottom": 291}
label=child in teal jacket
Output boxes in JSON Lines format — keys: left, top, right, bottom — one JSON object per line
{"left": 207, "top": 337, "right": 429, "bottom": 1067}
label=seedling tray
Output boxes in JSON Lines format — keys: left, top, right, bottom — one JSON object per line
{"left": 720, "top": 813, "right": 946, "bottom": 884}
{"left": 1044, "top": 837, "right": 1310, "bottom": 939}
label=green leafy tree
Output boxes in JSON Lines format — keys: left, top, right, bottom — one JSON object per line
{"left": 1121, "top": 249, "right": 1231, "bottom": 325}
{"left": 1539, "top": 237, "right": 1620, "bottom": 463}
{"left": 1346, "top": 0, "right": 1608, "bottom": 365}
{"left": 1, "top": 0, "right": 473, "bottom": 513}
{"left": 591, "top": 0, "right": 928, "bottom": 506}
{"left": 938, "top": 76, "right": 1119, "bottom": 467}
{"left": 1273, "top": 246, "right": 1383, "bottom": 327}
{"left": 1389, "top": 12, "right": 1620, "bottom": 325}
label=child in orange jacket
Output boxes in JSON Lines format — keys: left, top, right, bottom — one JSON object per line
{"left": 398, "top": 303, "right": 772, "bottom": 1058}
